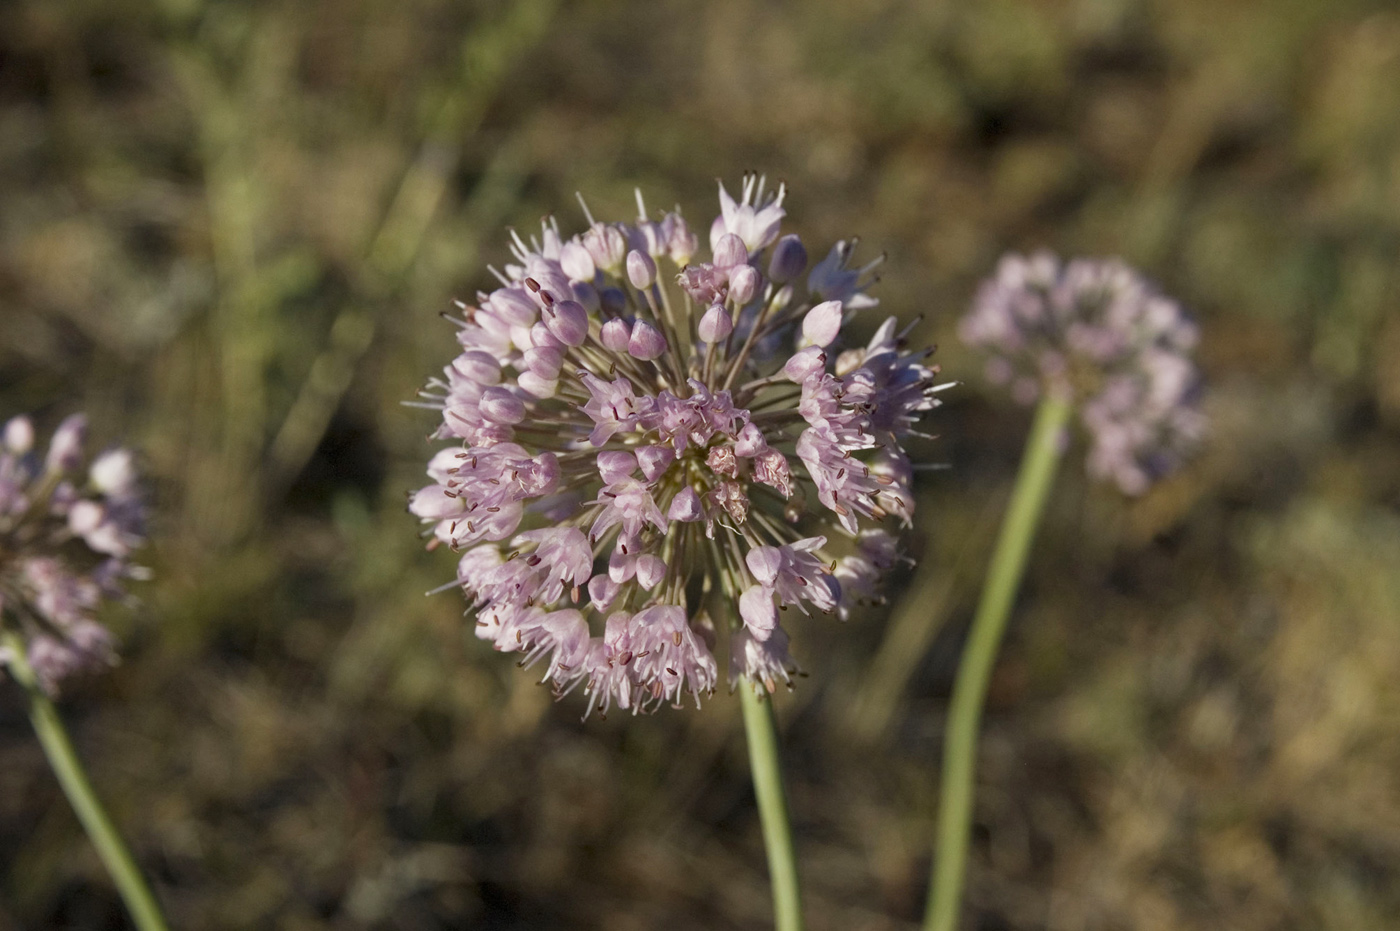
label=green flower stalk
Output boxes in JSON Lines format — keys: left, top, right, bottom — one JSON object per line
{"left": 924, "top": 392, "right": 1070, "bottom": 931}
{"left": 925, "top": 253, "right": 1204, "bottom": 930}
{"left": 408, "top": 178, "right": 952, "bottom": 930}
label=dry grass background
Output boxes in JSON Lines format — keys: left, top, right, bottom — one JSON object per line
{"left": 1, "top": 0, "right": 1399, "bottom": 928}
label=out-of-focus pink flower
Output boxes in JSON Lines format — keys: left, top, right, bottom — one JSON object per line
{"left": 961, "top": 252, "right": 1206, "bottom": 494}
{"left": 0, "top": 415, "right": 148, "bottom": 694}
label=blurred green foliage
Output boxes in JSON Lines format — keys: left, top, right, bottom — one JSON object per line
{"left": 1, "top": 0, "right": 1398, "bottom": 928}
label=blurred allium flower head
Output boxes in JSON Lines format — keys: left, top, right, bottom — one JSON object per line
{"left": 409, "top": 176, "right": 950, "bottom": 715}
{"left": 0, "top": 414, "right": 148, "bottom": 694}
{"left": 960, "top": 252, "right": 1206, "bottom": 495}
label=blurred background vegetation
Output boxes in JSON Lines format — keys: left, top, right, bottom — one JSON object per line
{"left": 1, "top": 0, "right": 1398, "bottom": 927}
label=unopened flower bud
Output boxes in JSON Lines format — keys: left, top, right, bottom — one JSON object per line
{"left": 713, "top": 233, "right": 748, "bottom": 270}
{"left": 571, "top": 280, "right": 601, "bottom": 312}
{"left": 666, "top": 214, "right": 698, "bottom": 265}
{"left": 600, "top": 287, "right": 628, "bottom": 316}
{"left": 667, "top": 486, "right": 703, "bottom": 522}
{"left": 801, "top": 300, "right": 844, "bottom": 348}
{"left": 517, "top": 371, "right": 558, "bottom": 399}
{"left": 628, "top": 320, "right": 667, "bottom": 360}
{"left": 637, "top": 445, "right": 675, "bottom": 481}
{"left": 626, "top": 250, "right": 657, "bottom": 290}
{"left": 784, "top": 346, "right": 827, "bottom": 382}
{"left": 560, "top": 241, "right": 597, "bottom": 282}
{"left": 453, "top": 351, "right": 502, "bottom": 385}
{"left": 597, "top": 451, "right": 637, "bottom": 484}
{"left": 530, "top": 321, "right": 564, "bottom": 350}
{"left": 3, "top": 416, "right": 34, "bottom": 454}
{"left": 544, "top": 299, "right": 589, "bottom": 347}
{"left": 584, "top": 223, "right": 628, "bottom": 273}
{"left": 45, "top": 415, "right": 87, "bottom": 474}
{"left": 698, "top": 305, "right": 733, "bottom": 343}
{"left": 600, "top": 318, "right": 632, "bottom": 352}
{"left": 524, "top": 346, "right": 564, "bottom": 379}
{"left": 90, "top": 450, "right": 138, "bottom": 497}
{"left": 635, "top": 555, "right": 666, "bottom": 590}
{"left": 479, "top": 387, "right": 527, "bottom": 424}
{"left": 728, "top": 265, "right": 760, "bottom": 305}
{"left": 486, "top": 288, "right": 538, "bottom": 326}
{"left": 768, "top": 234, "right": 808, "bottom": 283}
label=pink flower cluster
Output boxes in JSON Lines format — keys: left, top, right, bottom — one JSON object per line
{"left": 960, "top": 252, "right": 1205, "bottom": 494}
{"left": 0, "top": 414, "right": 148, "bottom": 694}
{"left": 410, "top": 177, "right": 949, "bottom": 714}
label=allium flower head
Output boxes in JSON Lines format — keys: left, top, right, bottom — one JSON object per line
{"left": 960, "top": 252, "right": 1206, "bottom": 495}
{"left": 0, "top": 414, "right": 148, "bottom": 694}
{"left": 410, "top": 175, "right": 949, "bottom": 714}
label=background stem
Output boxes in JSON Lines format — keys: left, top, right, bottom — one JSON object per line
{"left": 2, "top": 632, "right": 171, "bottom": 931}
{"left": 739, "top": 682, "right": 805, "bottom": 931}
{"left": 924, "top": 392, "right": 1073, "bottom": 931}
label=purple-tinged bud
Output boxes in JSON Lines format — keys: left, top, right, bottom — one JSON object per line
{"left": 728, "top": 265, "right": 760, "bottom": 306}
{"left": 635, "top": 555, "right": 666, "bottom": 590}
{"left": 770, "top": 283, "right": 794, "bottom": 312}
{"left": 802, "top": 300, "right": 844, "bottom": 348}
{"left": 600, "top": 318, "right": 632, "bottom": 353}
{"left": 3, "top": 416, "right": 34, "bottom": 454}
{"left": 90, "top": 449, "right": 138, "bottom": 497}
{"left": 609, "top": 549, "right": 637, "bottom": 583}
{"left": 784, "top": 346, "right": 827, "bottom": 382}
{"left": 571, "top": 280, "right": 601, "bottom": 312}
{"left": 485, "top": 288, "right": 537, "bottom": 327}
{"left": 560, "top": 240, "right": 596, "bottom": 282}
{"left": 668, "top": 486, "right": 703, "bottom": 522}
{"left": 734, "top": 422, "right": 767, "bottom": 457}
{"left": 628, "top": 320, "right": 667, "bottom": 360}
{"left": 600, "top": 287, "right": 628, "bottom": 316}
{"left": 68, "top": 499, "right": 104, "bottom": 536}
{"left": 713, "top": 233, "right": 748, "bottom": 270}
{"left": 583, "top": 223, "right": 628, "bottom": 273}
{"left": 739, "top": 584, "right": 778, "bottom": 637}
{"left": 544, "top": 299, "right": 589, "bottom": 347}
{"left": 626, "top": 250, "right": 657, "bottom": 290}
{"left": 517, "top": 371, "right": 558, "bottom": 399}
{"left": 453, "top": 350, "right": 502, "bottom": 385}
{"left": 637, "top": 445, "right": 675, "bottom": 482}
{"left": 666, "top": 214, "right": 698, "bottom": 265}
{"left": 530, "top": 322, "right": 564, "bottom": 350}
{"left": 698, "top": 305, "right": 734, "bottom": 343}
{"left": 588, "top": 574, "right": 620, "bottom": 612}
{"left": 45, "top": 415, "right": 87, "bottom": 474}
{"left": 709, "top": 215, "right": 728, "bottom": 253}
{"left": 523, "top": 346, "right": 563, "bottom": 379}
{"left": 768, "top": 234, "right": 808, "bottom": 283}
{"left": 598, "top": 451, "right": 637, "bottom": 484}
{"left": 479, "top": 386, "right": 527, "bottom": 424}
{"left": 834, "top": 349, "right": 864, "bottom": 376}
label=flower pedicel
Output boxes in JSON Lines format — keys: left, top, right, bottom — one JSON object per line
{"left": 409, "top": 177, "right": 951, "bottom": 715}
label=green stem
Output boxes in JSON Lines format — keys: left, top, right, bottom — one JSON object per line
{"left": 924, "top": 392, "right": 1073, "bottom": 931}
{"left": 739, "top": 682, "right": 804, "bottom": 931}
{"left": 2, "top": 631, "right": 171, "bottom": 931}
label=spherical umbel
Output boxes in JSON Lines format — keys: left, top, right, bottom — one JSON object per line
{"left": 409, "top": 176, "right": 948, "bottom": 715}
